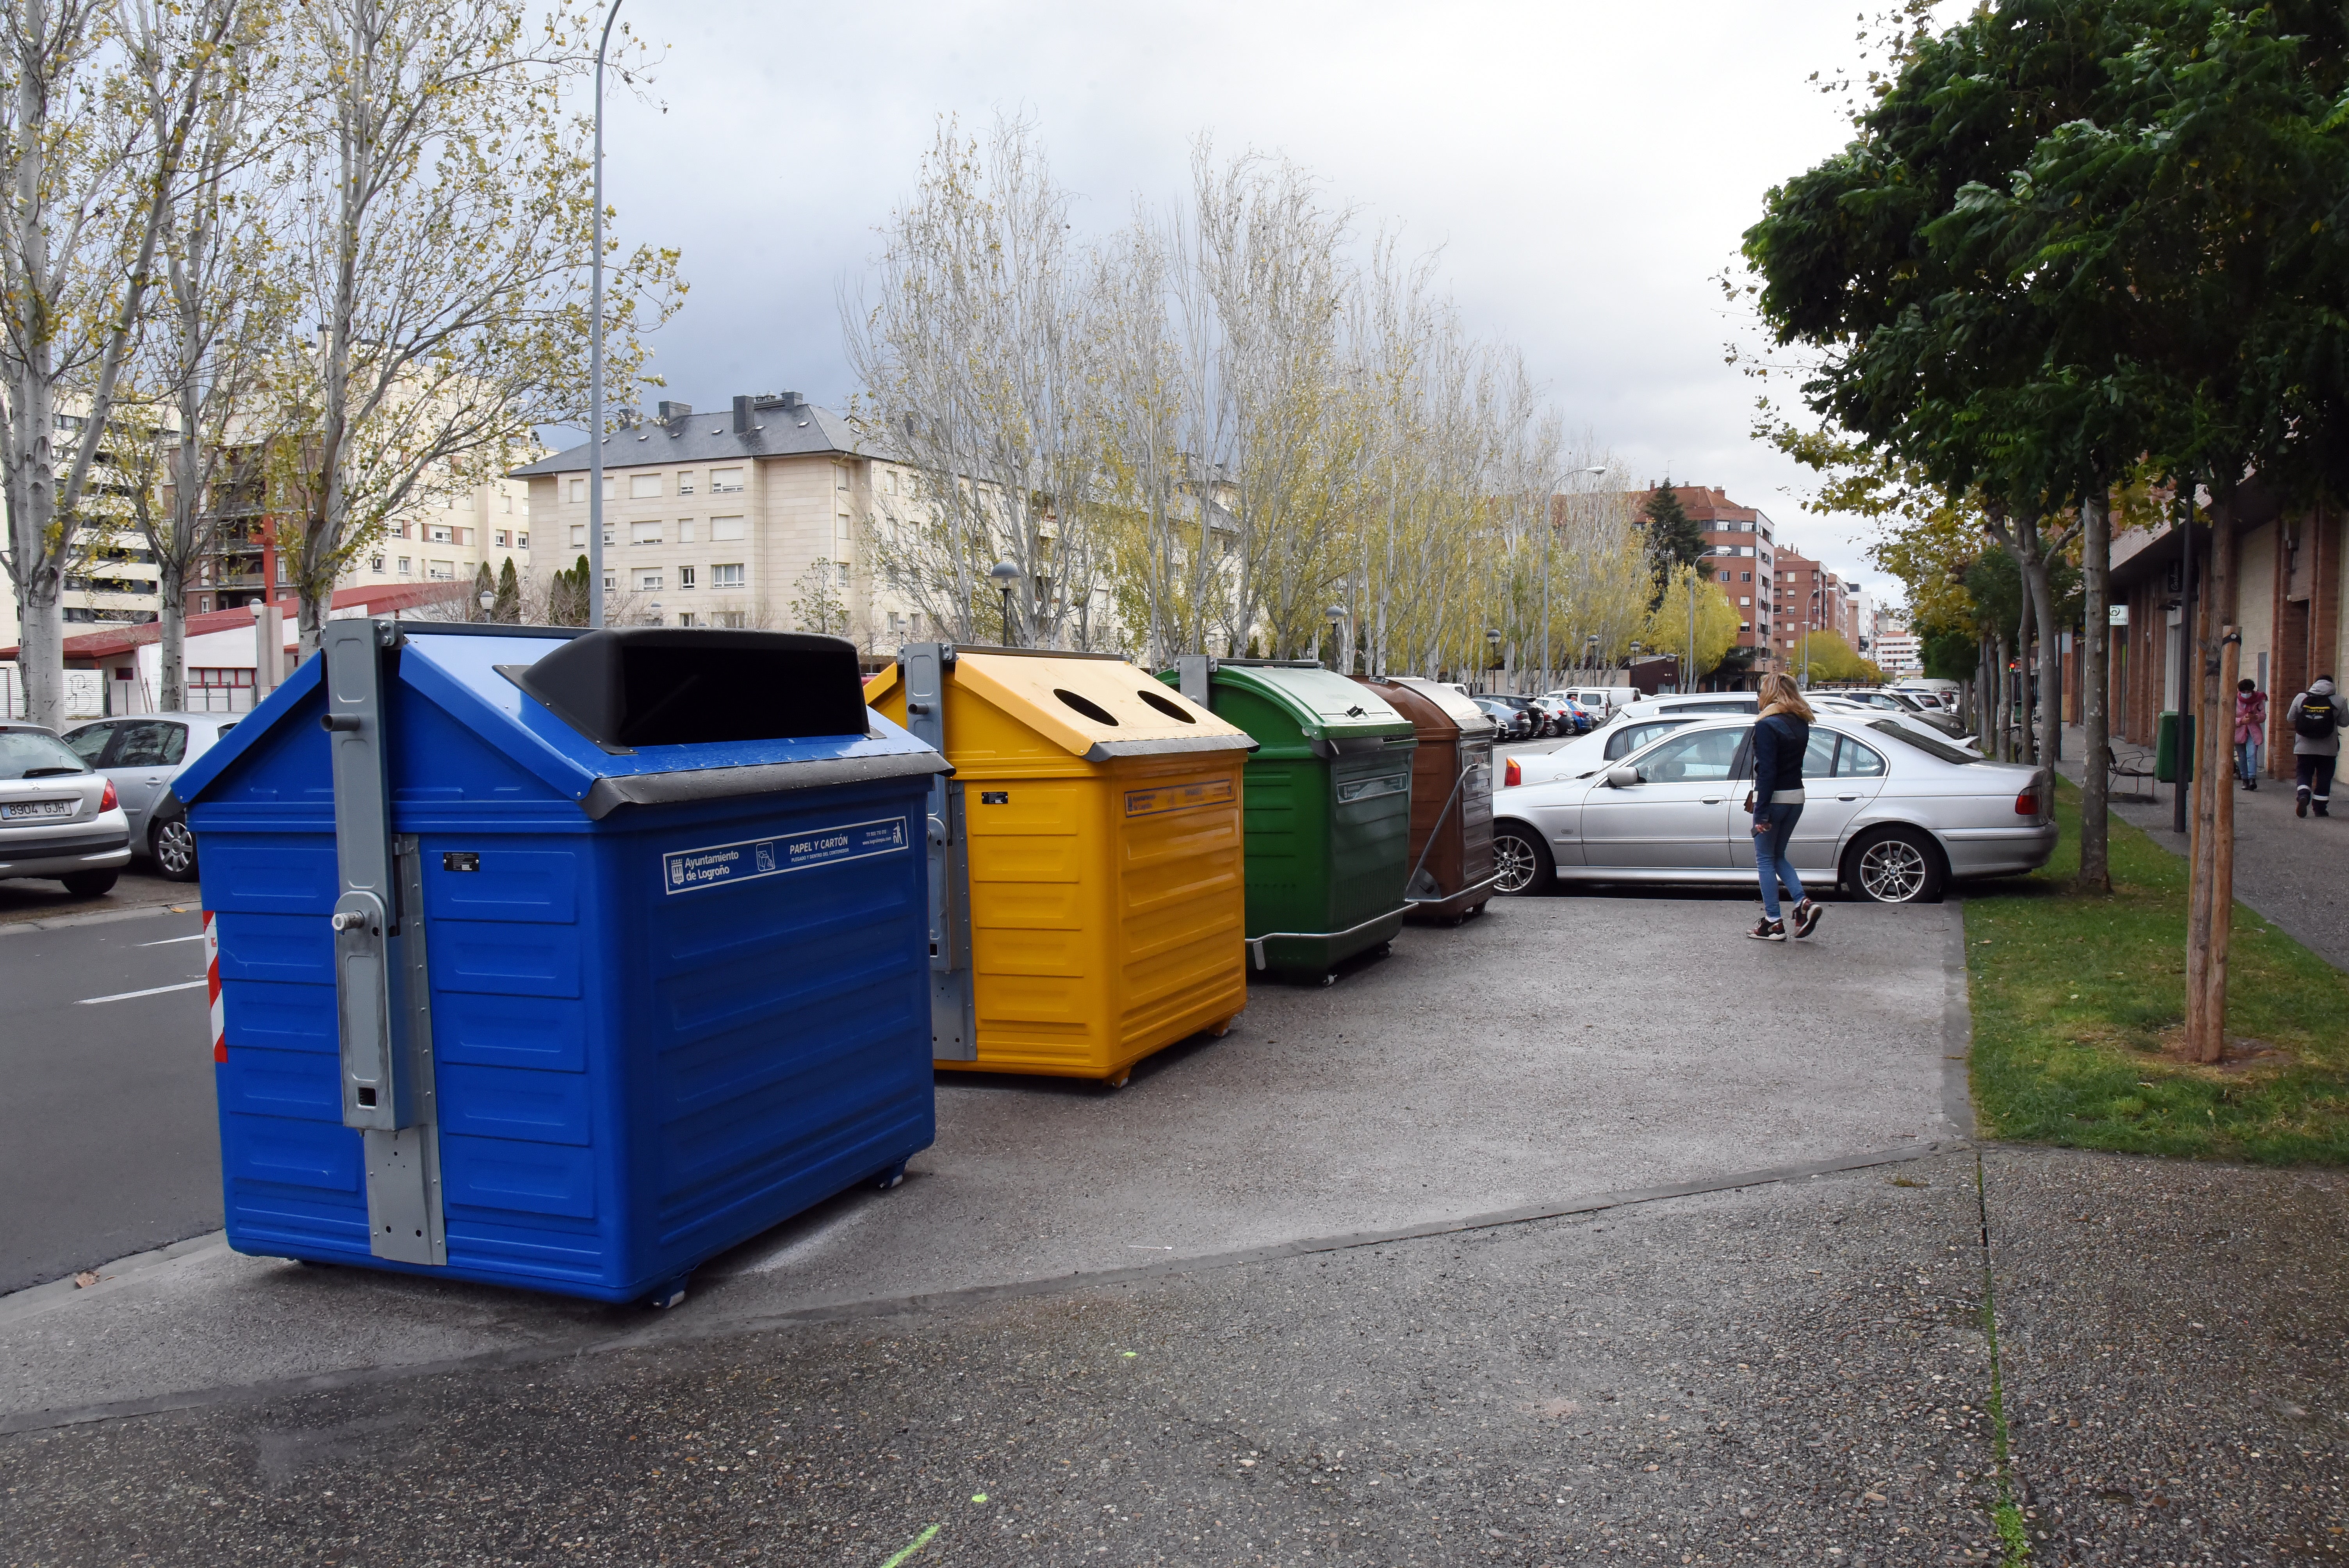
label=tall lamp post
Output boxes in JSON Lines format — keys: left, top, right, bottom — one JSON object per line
{"left": 989, "top": 559, "right": 1020, "bottom": 646}
{"left": 1325, "top": 603, "right": 1347, "bottom": 673}
{"left": 1484, "top": 627, "right": 1501, "bottom": 694}
{"left": 586, "top": 0, "right": 624, "bottom": 630}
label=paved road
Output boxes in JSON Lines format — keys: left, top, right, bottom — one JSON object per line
{"left": 0, "top": 905, "right": 218, "bottom": 1294}
{"left": 0, "top": 863, "right": 190, "bottom": 927}
{"left": 0, "top": 892, "right": 1963, "bottom": 1420}
{"left": 8, "top": 1147, "right": 2341, "bottom": 1566}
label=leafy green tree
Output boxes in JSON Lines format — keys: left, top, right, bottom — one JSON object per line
{"left": 472, "top": 562, "right": 495, "bottom": 620}
{"left": 495, "top": 557, "right": 521, "bottom": 623}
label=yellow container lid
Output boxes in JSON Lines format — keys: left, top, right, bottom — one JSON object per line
{"left": 868, "top": 650, "right": 1256, "bottom": 762}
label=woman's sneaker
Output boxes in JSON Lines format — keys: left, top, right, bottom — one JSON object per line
{"left": 1748, "top": 916, "right": 1786, "bottom": 941}
{"left": 1792, "top": 899, "right": 1825, "bottom": 939}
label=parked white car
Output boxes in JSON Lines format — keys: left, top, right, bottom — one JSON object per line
{"left": 0, "top": 725, "right": 131, "bottom": 894}
{"left": 1487, "top": 714, "right": 2055, "bottom": 904}
{"left": 61, "top": 713, "right": 241, "bottom": 882}
{"left": 1547, "top": 686, "right": 1636, "bottom": 723}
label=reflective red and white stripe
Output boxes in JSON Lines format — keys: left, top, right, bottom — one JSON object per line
{"left": 204, "top": 910, "right": 225, "bottom": 1064}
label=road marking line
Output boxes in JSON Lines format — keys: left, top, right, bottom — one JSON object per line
{"left": 75, "top": 979, "right": 205, "bottom": 1005}
{"left": 879, "top": 1523, "right": 940, "bottom": 1566}
{"left": 137, "top": 933, "right": 204, "bottom": 946}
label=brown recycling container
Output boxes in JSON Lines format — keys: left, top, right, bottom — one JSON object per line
{"left": 1353, "top": 676, "right": 1499, "bottom": 924}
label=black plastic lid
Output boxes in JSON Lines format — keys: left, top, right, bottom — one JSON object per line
{"left": 509, "top": 628, "right": 869, "bottom": 750}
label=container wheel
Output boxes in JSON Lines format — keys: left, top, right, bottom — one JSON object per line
{"left": 1208, "top": 1017, "right": 1236, "bottom": 1039}
{"left": 1104, "top": 1067, "right": 1132, "bottom": 1089}
{"left": 873, "top": 1161, "right": 907, "bottom": 1190}
{"left": 1318, "top": 972, "right": 1336, "bottom": 988}
{"left": 646, "top": 1279, "right": 690, "bottom": 1310}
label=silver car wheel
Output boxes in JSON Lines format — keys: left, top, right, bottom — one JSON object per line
{"left": 1491, "top": 830, "right": 1541, "bottom": 894}
{"left": 1857, "top": 837, "right": 1929, "bottom": 902}
{"left": 152, "top": 818, "right": 198, "bottom": 880}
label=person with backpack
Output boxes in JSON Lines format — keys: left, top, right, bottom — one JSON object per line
{"left": 2287, "top": 676, "right": 2346, "bottom": 817}
{"left": 2236, "top": 678, "right": 2268, "bottom": 790}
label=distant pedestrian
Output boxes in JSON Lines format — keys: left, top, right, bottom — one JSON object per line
{"left": 2288, "top": 676, "right": 2345, "bottom": 818}
{"left": 1748, "top": 672, "right": 1823, "bottom": 941}
{"left": 2235, "top": 678, "right": 2267, "bottom": 790}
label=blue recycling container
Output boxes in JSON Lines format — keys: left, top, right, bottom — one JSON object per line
{"left": 173, "top": 622, "right": 948, "bottom": 1306}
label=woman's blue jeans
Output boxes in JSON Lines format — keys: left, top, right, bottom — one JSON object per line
{"left": 1755, "top": 802, "right": 1805, "bottom": 921}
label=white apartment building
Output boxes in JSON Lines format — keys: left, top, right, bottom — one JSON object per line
{"left": 1875, "top": 629, "right": 1924, "bottom": 675}
{"left": 512, "top": 392, "right": 916, "bottom": 658}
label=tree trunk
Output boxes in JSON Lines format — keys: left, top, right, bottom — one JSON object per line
{"left": 2015, "top": 581, "right": 2037, "bottom": 765}
{"left": 1994, "top": 633, "right": 2012, "bottom": 761}
{"left": 2077, "top": 491, "right": 2113, "bottom": 892}
{"left": 158, "top": 563, "right": 187, "bottom": 714}
{"left": 2185, "top": 496, "right": 2240, "bottom": 1063}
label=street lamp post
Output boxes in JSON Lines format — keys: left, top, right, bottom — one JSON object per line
{"left": 478, "top": 588, "right": 495, "bottom": 624}
{"left": 586, "top": 0, "right": 624, "bottom": 631}
{"left": 1484, "top": 627, "right": 1501, "bottom": 694}
{"left": 989, "top": 559, "right": 1020, "bottom": 646}
{"left": 1325, "top": 602, "right": 1347, "bottom": 673}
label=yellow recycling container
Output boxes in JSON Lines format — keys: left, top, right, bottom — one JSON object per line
{"left": 864, "top": 645, "right": 1257, "bottom": 1085}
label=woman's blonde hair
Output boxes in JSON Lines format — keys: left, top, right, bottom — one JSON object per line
{"left": 1757, "top": 672, "right": 1814, "bottom": 723}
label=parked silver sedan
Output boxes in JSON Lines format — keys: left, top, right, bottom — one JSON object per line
{"left": 1488, "top": 714, "right": 2056, "bottom": 903}
{"left": 61, "top": 712, "right": 240, "bottom": 882}
{"left": 0, "top": 726, "right": 131, "bottom": 894}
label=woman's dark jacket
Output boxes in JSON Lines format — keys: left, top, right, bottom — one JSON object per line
{"left": 1751, "top": 711, "right": 1809, "bottom": 813}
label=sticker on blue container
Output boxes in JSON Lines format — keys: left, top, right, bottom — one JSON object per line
{"left": 663, "top": 816, "right": 911, "bottom": 895}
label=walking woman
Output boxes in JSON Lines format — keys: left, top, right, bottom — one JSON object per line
{"left": 1749, "top": 672, "right": 1824, "bottom": 941}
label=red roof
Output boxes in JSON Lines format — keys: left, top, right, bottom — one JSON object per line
{"left": 1, "top": 581, "right": 467, "bottom": 662}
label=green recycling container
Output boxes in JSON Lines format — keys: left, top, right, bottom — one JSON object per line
{"left": 2155, "top": 711, "right": 2196, "bottom": 784}
{"left": 1165, "top": 659, "right": 1418, "bottom": 981}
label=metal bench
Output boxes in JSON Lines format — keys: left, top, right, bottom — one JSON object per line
{"left": 2106, "top": 744, "right": 2156, "bottom": 802}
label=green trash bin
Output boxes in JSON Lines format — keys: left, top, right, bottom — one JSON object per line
{"left": 2155, "top": 711, "right": 2196, "bottom": 783}
{"left": 1167, "top": 657, "right": 1418, "bottom": 982}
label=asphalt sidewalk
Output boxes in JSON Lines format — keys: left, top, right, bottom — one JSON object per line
{"left": 2058, "top": 722, "right": 2349, "bottom": 971}
{"left": 5, "top": 891, "right": 2347, "bottom": 1564}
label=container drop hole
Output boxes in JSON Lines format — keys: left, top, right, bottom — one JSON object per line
{"left": 1053, "top": 688, "right": 1119, "bottom": 726}
{"left": 1137, "top": 690, "right": 1196, "bottom": 723}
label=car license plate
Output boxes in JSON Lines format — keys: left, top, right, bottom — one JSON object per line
{"left": 0, "top": 799, "right": 73, "bottom": 820}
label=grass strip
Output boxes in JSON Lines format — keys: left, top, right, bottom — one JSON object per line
{"left": 1965, "top": 776, "right": 2349, "bottom": 1163}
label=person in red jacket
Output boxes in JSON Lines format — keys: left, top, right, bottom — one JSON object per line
{"left": 2235, "top": 678, "right": 2267, "bottom": 791}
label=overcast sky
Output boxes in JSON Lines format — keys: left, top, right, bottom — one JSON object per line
{"left": 584, "top": 1, "right": 1911, "bottom": 604}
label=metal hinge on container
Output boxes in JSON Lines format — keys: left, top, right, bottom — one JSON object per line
{"left": 320, "top": 618, "right": 446, "bottom": 1266}
{"left": 900, "top": 642, "right": 976, "bottom": 1062}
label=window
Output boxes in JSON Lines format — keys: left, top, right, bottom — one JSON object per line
{"left": 570, "top": 524, "right": 585, "bottom": 547}
{"left": 1867, "top": 719, "right": 1975, "bottom": 765}
{"left": 637, "top": 570, "right": 663, "bottom": 590}
{"left": 1602, "top": 719, "right": 1692, "bottom": 761}
{"left": 428, "top": 560, "right": 455, "bottom": 580}
{"left": 1802, "top": 731, "right": 1839, "bottom": 777}
{"left": 566, "top": 476, "right": 615, "bottom": 502}
{"left": 429, "top": 525, "right": 453, "bottom": 544}
{"left": 397, "top": 557, "right": 412, "bottom": 576}
{"left": 517, "top": 532, "right": 528, "bottom": 549}
{"left": 835, "top": 466, "right": 850, "bottom": 491}
{"left": 677, "top": 520, "right": 695, "bottom": 543}
{"left": 494, "top": 529, "right": 509, "bottom": 547}
{"left": 709, "top": 467, "right": 744, "bottom": 494}
{"left": 602, "top": 570, "right": 616, "bottom": 590}
{"left": 710, "top": 563, "right": 744, "bottom": 588}
{"left": 371, "top": 555, "right": 385, "bottom": 572}
{"left": 630, "top": 473, "right": 663, "bottom": 499}
{"left": 677, "top": 565, "right": 697, "bottom": 590}
{"left": 711, "top": 515, "right": 745, "bottom": 541}
{"left": 1741, "top": 571, "right": 1752, "bottom": 583}
{"left": 113, "top": 721, "right": 187, "bottom": 767}
{"left": 502, "top": 494, "right": 513, "bottom": 513}
{"left": 713, "top": 610, "right": 748, "bottom": 628}
{"left": 630, "top": 519, "right": 662, "bottom": 545}
{"left": 836, "top": 562, "right": 850, "bottom": 588}
{"left": 1739, "top": 597, "right": 1750, "bottom": 606}
{"left": 64, "top": 723, "right": 116, "bottom": 763}
{"left": 675, "top": 611, "right": 696, "bottom": 627}
{"left": 677, "top": 472, "right": 695, "bottom": 494}
{"left": 1834, "top": 736, "right": 1888, "bottom": 777}
{"left": 1630, "top": 725, "right": 1746, "bottom": 783}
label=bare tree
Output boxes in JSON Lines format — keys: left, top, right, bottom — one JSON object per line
{"left": 273, "top": 0, "right": 680, "bottom": 654}
{"left": 847, "top": 114, "right": 1111, "bottom": 650}
{"left": 0, "top": 0, "right": 245, "bottom": 728}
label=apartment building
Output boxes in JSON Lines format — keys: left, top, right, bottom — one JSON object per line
{"left": 1638, "top": 485, "right": 1781, "bottom": 679}
{"left": 511, "top": 392, "right": 914, "bottom": 654}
